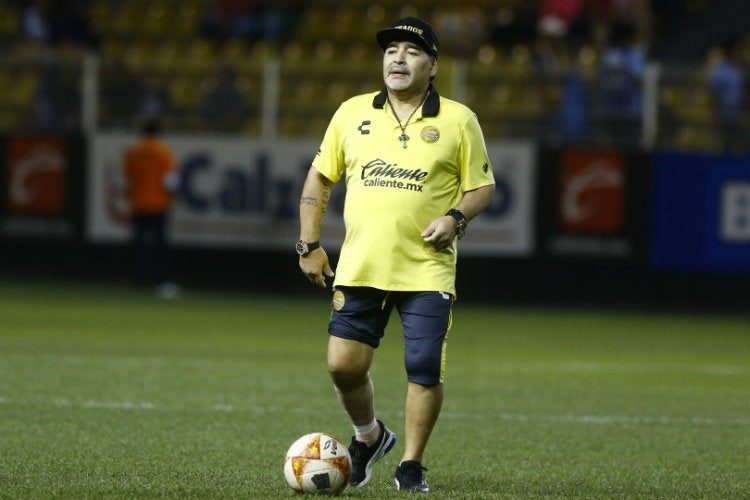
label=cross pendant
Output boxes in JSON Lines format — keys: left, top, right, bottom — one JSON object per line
{"left": 398, "top": 133, "right": 409, "bottom": 149}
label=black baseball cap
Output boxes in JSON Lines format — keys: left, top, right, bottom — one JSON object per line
{"left": 376, "top": 17, "right": 439, "bottom": 59}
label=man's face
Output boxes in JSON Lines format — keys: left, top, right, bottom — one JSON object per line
{"left": 382, "top": 41, "right": 437, "bottom": 93}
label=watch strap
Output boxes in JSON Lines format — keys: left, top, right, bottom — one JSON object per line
{"left": 296, "top": 240, "right": 320, "bottom": 256}
{"left": 445, "top": 209, "right": 467, "bottom": 239}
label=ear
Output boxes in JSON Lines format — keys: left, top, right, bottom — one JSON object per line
{"left": 430, "top": 58, "right": 438, "bottom": 78}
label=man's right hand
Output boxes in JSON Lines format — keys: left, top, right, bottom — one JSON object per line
{"left": 299, "top": 248, "right": 334, "bottom": 288}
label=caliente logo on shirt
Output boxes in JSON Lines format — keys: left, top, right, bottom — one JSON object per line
{"left": 360, "top": 158, "right": 428, "bottom": 192}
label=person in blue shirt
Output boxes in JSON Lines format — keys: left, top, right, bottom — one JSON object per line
{"left": 596, "top": 21, "right": 646, "bottom": 149}
{"left": 708, "top": 37, "right": 748, "bottom": 154}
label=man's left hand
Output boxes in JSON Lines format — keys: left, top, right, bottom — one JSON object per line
{"left": 421, "top": 216, "right": 457, "bottom": 251}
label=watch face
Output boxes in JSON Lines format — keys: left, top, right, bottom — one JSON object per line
{"left": 296, "top": 241, "right": 306, "bottom": 255}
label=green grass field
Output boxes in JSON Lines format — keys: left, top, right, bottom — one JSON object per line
{"left": 0, "top": 279, "right": 748, "bottom": 499}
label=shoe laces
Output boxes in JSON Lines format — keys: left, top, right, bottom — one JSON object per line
{"left": 399, "top": 460, "right": 428, "bottom": 480}
{"left": 349, "top": 437, "right": 369, "bottom": 463}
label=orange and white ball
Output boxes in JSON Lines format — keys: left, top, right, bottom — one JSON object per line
{"left": 283, "top": 432, "right": 352, "bottom": 494}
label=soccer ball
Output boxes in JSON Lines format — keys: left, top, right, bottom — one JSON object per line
{"left": 283, "top": 432, "right": 352, "bottom": 494}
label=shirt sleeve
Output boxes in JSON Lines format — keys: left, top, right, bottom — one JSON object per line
{"left": 312, "top": 105, "right": 346, "bottom": 183}
{"left": 458, "top": 111, "right": 495, "bottom": 192}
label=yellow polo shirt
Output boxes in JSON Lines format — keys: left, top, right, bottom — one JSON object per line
{"left": 313, "top": 86, "right": 494, "bottom": 295}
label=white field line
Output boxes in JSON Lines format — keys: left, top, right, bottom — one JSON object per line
{"left": 470, "top": 362, "right": 749, "bottom": 376}
{"left": 1, "top": 397, "right": 748, "bottom": 427}
{"left": 439, "top": 411, "right": 750, "bottom": 427}
{"left": 56, "top": 356, "right": 749, "bottom": 376}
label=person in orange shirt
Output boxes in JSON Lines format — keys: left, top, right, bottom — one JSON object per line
{"left": 123, "top": 119, "right": 179, "bottom": 294}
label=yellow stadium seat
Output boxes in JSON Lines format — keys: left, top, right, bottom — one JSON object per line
{"left": 124, "top": 40, "right": 157, "bottom": 72}
{"left": 169, "top": 76, "right": 203, "bottom": 107}
{"left": 221, "top": 39, "right": 251, "bottom": 65}
{"left": 329, "top": 7, "right": 362, "bottom": 42}
{"left": 141, "top": 3, "right": 171, "bottom": 38}
{"left": 299, "top": 8, "right": 329, "bottom": 41}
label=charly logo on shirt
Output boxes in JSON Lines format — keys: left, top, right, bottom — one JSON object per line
{"left": 420, "top": 126, "right": 440, "bottom": 143}
{"left": 358, "top": 121, "right": 371, "bottom": 135}
{"left": 360, "top": 158, "right": 428, "bottom": 192}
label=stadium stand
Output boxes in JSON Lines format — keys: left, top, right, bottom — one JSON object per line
{"left": 0, "top": 0, "right": 747, "bottom": 151}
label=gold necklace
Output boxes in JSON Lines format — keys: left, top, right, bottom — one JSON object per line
{"left": 390, "top": 91, "right": 430, "bottom": 149}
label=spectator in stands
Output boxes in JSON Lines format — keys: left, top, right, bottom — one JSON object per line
{"left": 533, "top": 15, "right": 588, "bottom": 144}
{"left": 708, "top": 37, "right": 748, "bottom": 155}
{"left": 595, "top": 20, "right": 646, "bottom": 149}
{"left": 22, "top": 0, "right": 91, "bottom": 49}
{"left": 123, "top": 119, "right": 180, "bottom": 297}
{"left": 22, "top": 0, "right": 51, "bottom": 45}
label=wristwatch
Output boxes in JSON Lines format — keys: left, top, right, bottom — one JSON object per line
{"left": 445, "top": 209, "right": 467, "bottom": 239}
{"left": 296, "top": 240, "right": 320, "bottom": 256}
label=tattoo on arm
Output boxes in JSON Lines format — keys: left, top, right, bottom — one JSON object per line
{"left": 300, "top": 195, "right": 318, "bottom": 207}
{"left": 300, "top": 174, "right": 333, "bottom": 223}
{"left": 300, "top": 187, "right": 330, "bottom": 217}
{"left": 320, "top": 186, "right": 330, "bottom": 216}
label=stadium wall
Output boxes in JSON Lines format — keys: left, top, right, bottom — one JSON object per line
{"left": 0, "top": 133, "right": 747, "bottom": 313}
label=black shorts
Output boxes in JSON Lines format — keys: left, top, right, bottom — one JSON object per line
{"left": 328, "top": 286, "right": 454, "bottom": 385}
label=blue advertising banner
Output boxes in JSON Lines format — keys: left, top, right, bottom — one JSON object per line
{"left": 650, "top": 152, "right": 750, "bottom": 274}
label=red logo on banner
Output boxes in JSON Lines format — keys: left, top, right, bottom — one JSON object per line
{"left": 7, "top": 137, "right": 67, "bottom": 214}
{"left": 558, "top": 150, "right": 625, "bottom": 233}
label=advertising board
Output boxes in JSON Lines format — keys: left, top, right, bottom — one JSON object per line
{"left": 1, "top": 136, "right": 77, "bottom": 238}
{"left": 88, "top": 134, "right": 536, "bottom": 256}
{"left": 537, "top": 147, "right": 650, "bottom": 260}
{"left": 651, "top": 152, "right": 750, "bottom": 274}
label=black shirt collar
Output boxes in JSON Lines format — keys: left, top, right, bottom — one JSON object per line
{"left": 372, "top": 84, "right": 440, "bottom": 117}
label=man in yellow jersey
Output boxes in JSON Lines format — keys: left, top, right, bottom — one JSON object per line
{"left": 297, "top": 17, "right": 495, "bottom": 493}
